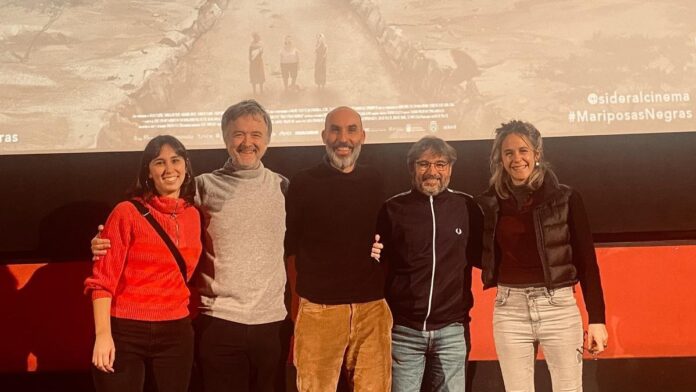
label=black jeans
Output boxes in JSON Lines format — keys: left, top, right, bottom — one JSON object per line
{"left": 193, "top": 314, "right": 290, "bottom": 392}
{"left": 92, "top": 317, "right": 194, "bottom": 392}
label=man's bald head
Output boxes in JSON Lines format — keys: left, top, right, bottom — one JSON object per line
{"left": 321, "top": 106, "right": 366, "bottom": 173}
{"left": 324, "top": 106, "right": 363, "bottom": 131}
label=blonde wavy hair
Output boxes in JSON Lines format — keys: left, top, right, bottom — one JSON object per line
{"left": 489, "top": 120, "right": 553, "bottom": 199}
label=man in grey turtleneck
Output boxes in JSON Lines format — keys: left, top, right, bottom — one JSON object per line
{"left": 91, "top": 100, "right": 289, "bottom": 392}
{"left": 193, "top": 100, "right": 289, "bottom": 392}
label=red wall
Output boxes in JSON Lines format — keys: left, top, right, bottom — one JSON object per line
{"left": 1, "top": 245, "right": 695, "bottom": 372}
{"left": 469, "top": 245, "right": 696, "bottom": 360}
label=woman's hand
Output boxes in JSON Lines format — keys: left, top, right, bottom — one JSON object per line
{"left": 92, "top": 332, "right": 116, "bottom": 373}
{"left": 587, "top": 323, "right": 609, "bottom": 355}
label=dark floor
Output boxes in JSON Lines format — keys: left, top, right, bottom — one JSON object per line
{"left": 2, "top": 358, "right": 696, "bottom": 392}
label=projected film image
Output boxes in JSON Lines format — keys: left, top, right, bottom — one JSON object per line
{"left": 1, "top": 0, "right": 695, "bottom": 154}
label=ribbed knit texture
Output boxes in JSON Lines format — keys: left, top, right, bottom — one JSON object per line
{"left": 194, "top": 160, "right": 289, "bottom": 325}
{"left": 84, "top": 196, "right": 202, "bottom": 321}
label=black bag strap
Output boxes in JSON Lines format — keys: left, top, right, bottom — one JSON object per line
{"left": 129, "top": 199, "right": 188, "bottom": 283}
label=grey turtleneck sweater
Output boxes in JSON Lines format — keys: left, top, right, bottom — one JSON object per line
{"left": 194, "top": 159, "right": 288, "bottom": 324}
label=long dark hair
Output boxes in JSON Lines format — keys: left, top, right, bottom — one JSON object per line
{"left": 130, "top": 135, "right": 196, "bottom": 205}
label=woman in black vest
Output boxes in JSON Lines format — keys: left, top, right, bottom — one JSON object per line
{"left": 476, "top": 120, "right": 608, "bottom": 391}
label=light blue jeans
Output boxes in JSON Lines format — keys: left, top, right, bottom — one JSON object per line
{"left": 493, "top": 285, "right": 584, "bottom": 392}
{"left": 391, "top": 322, "right": 469, "bottom": 392}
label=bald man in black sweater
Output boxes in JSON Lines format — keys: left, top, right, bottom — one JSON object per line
{"left": 285, "top": 107, "right": 391, "bottom": 392}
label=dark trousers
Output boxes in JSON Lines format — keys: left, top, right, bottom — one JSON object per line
{"left": 92, "top": 317, "right": 194, "bottom": 392}
{"left": 193, "top": 314, "right": 290, "bottom": 392}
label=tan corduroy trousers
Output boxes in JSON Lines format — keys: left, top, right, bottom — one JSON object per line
{"left": 294, "top": 297, "right": 392, "bottom": 392}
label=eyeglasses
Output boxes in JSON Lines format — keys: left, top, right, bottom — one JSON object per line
{"left": 415, "top": 160, "right": 450, "bottom": 171}
{"left": 576, "top": 344, "right": 599, "bottom": 360}
{"left": 576, "top": 331, "right": 603, "bottom": 360}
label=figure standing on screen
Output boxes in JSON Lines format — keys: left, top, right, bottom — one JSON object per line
{"left": 85, "top": 135, "right": 202, "bottom": 392}
{"left": 249, "top": 32, "right": 265, "bottom": 95}
{"left": 475, "top": 120, "right": 609, "bottom": 391}
{"left": 371, "top": 136, "right": 483, "bottom": 392}
{"left": 285, "top": 106, "right": 391, "bottom": 391}
{"left": 280, "top": 35, "right": 300, "bottom": 91}
{"left": 92, "top": 100, "right": 291, "bottom": 392}
{"left": 314, "top": 33, "right": 327, "bottom": 89}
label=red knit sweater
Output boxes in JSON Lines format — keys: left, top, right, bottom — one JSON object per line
{"left": 84, "top": 196, "right": 202, "bottom": 321}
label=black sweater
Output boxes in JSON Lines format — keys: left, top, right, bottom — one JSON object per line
{"left": 284, "top": 159, "right": 385, "bottom": 304}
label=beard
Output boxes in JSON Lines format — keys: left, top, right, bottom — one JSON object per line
{"left": 416, "top": 174, "right": 449, "bottom": 196}
{"left": 325, "top": 142, "right": 362, "bottom": 171}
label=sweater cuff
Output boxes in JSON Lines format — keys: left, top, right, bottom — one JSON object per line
{"left": 588, "top": 314, "right": 606, "bottom": 325}
{"left": 91, "top": 289, "right": 113, "bottom": 301}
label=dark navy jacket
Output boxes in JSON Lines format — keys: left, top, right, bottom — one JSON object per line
{"left": 377, "top": 188, "right": 483, "bottom": 331}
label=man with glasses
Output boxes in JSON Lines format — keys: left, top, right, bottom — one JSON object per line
{"left": 371, "top": 135, "right": 483, "bottom": 391}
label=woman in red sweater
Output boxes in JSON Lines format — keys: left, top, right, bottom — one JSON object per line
{"left": 84, "top": 135, "right": 202, "bottom": 392}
